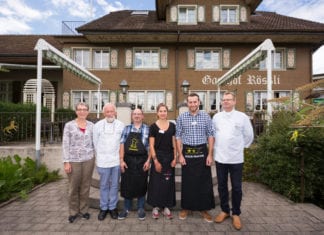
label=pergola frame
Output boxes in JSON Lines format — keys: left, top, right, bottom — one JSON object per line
{"left": 216, "top": 38, "right": 275, "bottom": 118}
{"left": 34, "top": 38, "right": 102, "bottom": 168}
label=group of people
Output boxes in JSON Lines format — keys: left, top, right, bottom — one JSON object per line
{"left": 62, "top": 91, "right": 254, "bottom": 230}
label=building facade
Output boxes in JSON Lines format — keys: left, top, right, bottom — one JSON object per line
{"left": 1, "top": 0, "right": 324, "bottom": 124}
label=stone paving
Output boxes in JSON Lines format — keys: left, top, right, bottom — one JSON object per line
{"left": 0, "top": 179, "right": 323, "bottom": 234}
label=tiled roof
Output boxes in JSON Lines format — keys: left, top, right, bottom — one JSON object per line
{"left": 0, "top": 35, "right": 62, "bottom": 64}
{"left": 77, "top": 10, "right": 324, "bottom": 33}
{"left": 0, "top": 35, "right": 62, "bottom": 54}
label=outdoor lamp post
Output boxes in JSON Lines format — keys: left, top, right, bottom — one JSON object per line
{"left": 181, "top": 80, "right": 190, "bottom": 94}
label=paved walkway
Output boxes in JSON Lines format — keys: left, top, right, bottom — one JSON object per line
{"left": 0, "top": 179, "right": 323, "bottom": 234}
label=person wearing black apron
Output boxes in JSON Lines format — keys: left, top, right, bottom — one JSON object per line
{"left": 118, "top": 108, "right": 150, "bottom": 220}
{"left": 147, "top": 103, "right": 177, "bottom": 219}
{"left": 176, "top": 93, "right": 215, "bottom": 223}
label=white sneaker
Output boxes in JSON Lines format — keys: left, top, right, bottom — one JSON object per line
{"left": 163, "top": 207, "right": 173, "bottom": 219}
{"left": 152, "top": 207, "right": 159, "bottom": 219}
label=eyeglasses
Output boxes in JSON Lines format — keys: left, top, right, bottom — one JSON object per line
{"left": 221, "top": 99, "right": 233, "bottom": 102}
{"left": 76, "top": 109, "right": 89, "bottom": 111}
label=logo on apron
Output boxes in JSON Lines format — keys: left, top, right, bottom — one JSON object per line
{"left": 129, "top": 138, "right": 139, "bottom": 151}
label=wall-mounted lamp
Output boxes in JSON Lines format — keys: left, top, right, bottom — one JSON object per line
{"left": 119, "top": 79, "right": 129, "bottom": 94}
{"left": 181, "top": 80, "right": 190, "bottom": 94}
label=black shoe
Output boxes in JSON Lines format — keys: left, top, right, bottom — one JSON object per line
{"left": 82, "top": 212, "right": 90, "bottom": 220}
{"left": 110, "top": 208, "right": 118, "bottom": 220}
{"left": 68, "top": 214, "right": 78, "bottom": 223}
{"left": 98, "top": 210, "right": 108, "bottom": 221}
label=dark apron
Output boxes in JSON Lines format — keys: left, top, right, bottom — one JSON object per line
{"left": 120, "top": 131, "right": 148, "bottom": 199}
{"left": 181, "top": 144, "right": 215, "bottom": 210}
{"left": 147, "top": 150, "right": 176, "bottom": 208}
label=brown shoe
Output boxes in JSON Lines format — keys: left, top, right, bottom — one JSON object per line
{"left": 232, "top": 215, "right": 242, "bottom": 230}
{"left": 200, "top": 211, "right": 212, "bottom": 223}
{"left": 179, "top": 210, "right": 189, "bottom": 220}
{"left": 214, "top": 211, "right": 230, "bottom": 223}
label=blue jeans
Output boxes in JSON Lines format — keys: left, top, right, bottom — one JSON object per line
{"left": 97, "top": 166, "right": 120, "bottom": 211}
{"left": 124, "top": 196, "right": 145, "bottom": 211}
{"left": 215, "top": 161, "right": 243, "bottom": 216}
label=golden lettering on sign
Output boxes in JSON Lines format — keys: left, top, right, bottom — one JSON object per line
{"left": 201, "top": 74, "right": 281, "bottom": 86}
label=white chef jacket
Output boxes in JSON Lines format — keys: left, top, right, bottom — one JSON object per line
{"left": 93, "top": 118, "right": 125, "bottom": 168}
{"left": 212, "top": 109, "right": 254, "bottom": 164}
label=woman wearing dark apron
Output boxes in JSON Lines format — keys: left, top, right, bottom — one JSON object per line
{"left": 147, "top": 103, "right": 177, "bottom": 219}
{"left": 119, "top": 108, "right": 150, "bottom": 220}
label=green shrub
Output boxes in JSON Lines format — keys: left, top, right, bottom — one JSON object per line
{"left": 244, "top": 110, "right": 324, "bottom": 208}
{"left": 0, "top": 155, "right": 61, "bottom": 202}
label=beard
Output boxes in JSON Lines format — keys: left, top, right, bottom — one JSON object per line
{"left": 106, "top": 117, "right": 115, "bottom": 123}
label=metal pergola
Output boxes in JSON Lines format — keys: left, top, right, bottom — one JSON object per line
{"left": 34, "top": 38, "right": 102, "bottom": 167}
{"left": 215, "top": 38, "right": 275, "bottom": 118}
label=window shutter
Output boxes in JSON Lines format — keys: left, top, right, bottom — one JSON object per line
{"left": 160, "top": 49, "right": 168, "bottom": 68}
{"left": 165, "top": 91, "right": 173, "bottom": 111}
{"left": 212, "top": 6, "right": 220, "bottom": 22}
{"left": 170, "top": 6, "right": 177, "bottom": 22}
{"left": 197, "top": 6, "right": 205, "bottom": 22}
{"left": 222, "top": 48, "right": 231, "bottom": 69}
{"left": 286, "top": 48, "right": 296, "bottom": 69}
{"left": 110, "top": 49, "right": 118, "bottom": 68}
{"left": 240, "top": 6, "right": 247, "bottom": 22}
{"left": 187, "top": 49, "right": 195, "bottom": 68}
{"left": 63, "top": 48, "right": 71, "bottom": 58}
{"left": 245, "top": 91, "right": 254, "bottom": 112}
{"left": 125, "top": 49, "right": 132, "bottom": 68}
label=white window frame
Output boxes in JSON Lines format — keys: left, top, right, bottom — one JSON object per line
{"left": 259, "top": 48, "right": 286, "bottom": 70}
{"left": 73, "top": 48, "right": 90, "bottom": 68}
{"left": 190, "top": 90, "right": 229, "bottom": 112}
{"left": 71, "top": 90, "right": 109, "bottom": 112}
{"left": 127, "top": 90, "right": 166, "bottom": 112}
{"left": 146, "top": 91, "right": 165, "bottom": 112}
{"left": 134, "top": 48, "right": 160, "bottom": 70}
{"left": 128, "top": 91, "right": 145, "bottom": 110}
{"left": 92, "top": 48, "right": 110, "bottom": 70}
{"left": 178, "top": 5, "right": 197, "bottom": 25}
{"left": 273, "top": 90, "right": 292, "bottom": 110}
{"left": 73, "top": 47, "right": 111, "bottom": 70}
{"left": 220, "top": 5, "right": 239, "bottom": 25}
{"left": 195, "top": 48, "right": 221, "bottom": 70}
{"left": 254, "top": 91, "right": 268, "bottom": 111}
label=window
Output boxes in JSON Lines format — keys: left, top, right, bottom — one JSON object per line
{"left": 128, "top": 91, "right": 145, "bottom": 110}
{"left": 220, "top": 5, "right": 239, "bottom": 24}
{"left": 93, "top": 49, "right": 110, "bottom": 69}
{"left": 259, "top": 49, "right": 285, "bottom": 70}
{"left": 254, "top": 91, "right": 267, "bottom": 111}
{"left": 91, "top": 91, "right": 109, "bottom": 112}
{"left": 128, "top": 91, "right": 166, "bottom": 112}
{"left": 190, "top": 91, "right": 226, "bottom": 112}
{"left": 273, "top": 91, "right": 292, "bottom": 110}
{"left": 178, "top": 5, "right": 197, "bottom": 24}
{"left": 196, "top": 49, "right": 221, "bottom": 70}
{"left": 146, "top": 91, "right": 164, "bottom": 111}
{"left": 73, "top": 49, "right": 90, "bottom": 68}
{"left": 71, "top": 90, "right": 109, "bottom": 112}
{"left": 73, "top": 47, "right": 112, "bottom": 69}
{"left": 72, "top": 91, "right": 89, "bottom": 108}
{"left": 209, "top": 91, "right": 225, "bottom": 111}
{"left": 134, "top": 49, "right": 159, "bottom": 69}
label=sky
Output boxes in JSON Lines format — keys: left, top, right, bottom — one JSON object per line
{"left": 0, "top": 0, "right": 324, "bottom": 74}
